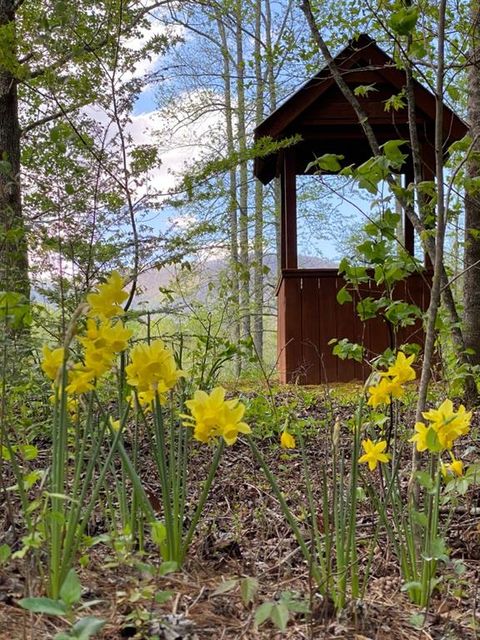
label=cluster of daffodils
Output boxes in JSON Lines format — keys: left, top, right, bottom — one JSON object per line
{"left": 182, "top": 387, "right": 251, "bottom": 446}
{"left": 410, "top": 399, "right": 471, "bottom": 478}
{"left": 126, "top": 340, "right": 183, "bottom": 408}
{"left": 358, "top": 351, "right": 471, "bottom": 478}
{"left": 367, "top": 351, "right": 416, "bottom": 408}
{"left": 41, "top": 272, "right": 132, "bottom": 400}
{"left": 358, "top": 351, "right": 416, "bottom": 471}
{"left": 41, "top": 275, "right": 251, "bottom": 447}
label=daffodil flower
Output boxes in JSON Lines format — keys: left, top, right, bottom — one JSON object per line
{"left": 358, "top": 439, "right": 390, "bottom": 471}
{"left": 280, "top": 431, "right": 296, "bottom": 449}
{"left": 182, "top": 387, "right": 251, "bottom": 446}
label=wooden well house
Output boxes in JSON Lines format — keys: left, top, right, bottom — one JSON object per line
{"left": 253, "top": 34, "right": 467, "bottom": 385}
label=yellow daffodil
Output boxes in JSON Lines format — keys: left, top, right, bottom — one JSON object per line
{"left": 422, "top": 399, "right": 471, "bottom": 450}
{"left": 79, "top": 318, "right": 132, "bottom": 355}
{"left": 182, "top": 387, "right": 251, "bottom": 445}
{"left": 381, "top": 351, "right": 416, "bottom": 384}
{"left": 109, "top": 417, "right": 121, "bottom": 432}
{"left": 367, "top": 377, "right": 404, "bottom": 408}
{"left": 280, "top": 431, "right": 296, "bottom": 449}
{"left": 86, "top": 271, "right": 129, "bottom": 319}
{"left": 41, "top": 346, "right": 65, "bottom": 381}
{"left": 409, "top": 421, "right": 431, "bottom": 452}
{"left": 83, "top": 346, "right": 113, "bottom": 378}
{"left": 358, "top": 439, "right": 390, "bottom": 471}
{"left": 66, "top": 366, "right": 95, "bottom": 395}
{"left": 126, "top": 340, "right": 182, "bottom": 397}
{"left": 448, "top": 457, "right": 464, "bottom": 477}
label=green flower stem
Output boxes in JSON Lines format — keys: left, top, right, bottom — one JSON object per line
{"left": 420, "top": 455, "right": 441, "bottom": 608}
{"left": 0, "top": 427, "right": 32, "bottom": 532}
{"left": 59, "top": 421, "right": 109, "bottom": 586}
{"left": 153, "top": 396, "right": 175, "bottom": 560}
{"left": 114, "top": 438, "right": 156, "bottom": 521}
{"left": 180, "top": 438, "right": 224, "bottom": 563}
{"left": 335, "top": 456, "right": 347, "bottom": 608}
{"left": 347, "top": 414, "right": 361, "bottom": 600}
{"left": 50, "top": 366, "right": 69, "bottom": 599}
{"left": 299, "top": 434, "right": 327, "bottom": 581}
{"left": 247, "top": 436, "right": 322, "bottom": 586}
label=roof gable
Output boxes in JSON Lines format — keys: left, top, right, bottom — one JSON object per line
{"left": 254, "top": 34, "right": 467, "bottom": 184}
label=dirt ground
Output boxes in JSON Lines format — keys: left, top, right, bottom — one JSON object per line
{"left": 1, "top": 389, "right": 479, "bottom": 639}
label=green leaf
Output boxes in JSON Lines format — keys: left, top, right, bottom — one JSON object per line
{"left": 0, "top": 544, "right": 11, "bottom": 565}
{"left": 213, "top": 579, "right": 238, "bottom": 595}
{"left": 312, "top": 153, "right": 344, "bottom": 172}
{"left": 415, "top": 470, "right": 434, "bottom": 491}
{"left": 271, "top": 602, "right": 289, "bottom": 631}
{"left": 423, "top": 537, "right": 448, "bottom": 562}
{"left": 151, "top": 521, "right": 166, "bottom": 546}
{"left": 336, "top": 286, "right": 352, "bottom": 304}
{"left": 381, "top": 139, "right": 408, "bottom": 168}
{"left": 68, "top": 616, "right": 106, "bottom": 639}
{"left": 240, "top": 577, "right": 258, "bottom": 606}
{"left": 155, "top": 590, "right": 174, "bottom": 604}
{"left": 19, "top": 445, "right": 39, "bottom": 461}
{"left": 254, "top": 602, "right": 273, "bottom": 627}
{"left": 401, "top": 580, "right": 422, "bottom": 593}
{"left": 158, "top": 561, "right": 178, "bottom": 576}
{"left": 332, "top": 338, "right": 363, "bottom": 362}
{"left": 60, "top": 569, "right": 82, "bottom": 607}
{"left": 409, "top": 612, "right": 424, "bottom": 628}
{"left": 411, "top": 509, "right": 428, "bottom": 528}
{"left": 353, "top": 84, "right": 378, "bottom": 97}
{"left": 18, "top": 597, "right": 67, "bottom": 616}
{"left": 425, "top": 427, "right": 442, "bottom": 453}
{"left": 389, "top": 6, "right": 419, "bottom": 36}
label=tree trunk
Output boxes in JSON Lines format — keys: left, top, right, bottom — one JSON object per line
{"left": 217, "top": 14, "right": 241, "bottom": 374}
{"left": 463, "top": 1, "right": 480, "bottom": 385}
{"left": 253, "top": 0, "right": 264, "bottom": 359}
{"left": 0, "top": 0, "right": 29, "bottom": 299}
{"left": 235, "top": 1, "right": 251, "bottom": 340}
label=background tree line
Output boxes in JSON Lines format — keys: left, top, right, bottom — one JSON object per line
{"left": 2, "top": 0, "right": 480, "bottom": 396}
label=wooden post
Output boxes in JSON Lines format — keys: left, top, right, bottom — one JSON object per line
{"left": 281, "top": 149, "right": 297, "bottom": 269}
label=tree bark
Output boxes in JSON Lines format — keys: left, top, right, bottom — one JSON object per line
{"left": 0, "top": 0, "right": 29, "bottom": 299}
{"left": 463, "top": 1, "right": 480, "bottom": 389}
{"left": 217, "top": 14, "right": 241, "bottom": 373}
{"left": 253, "top": 0, "right": 264, "bottom": 359}
{"left": 235, "top": 1, "right": 251, "bottom": 341}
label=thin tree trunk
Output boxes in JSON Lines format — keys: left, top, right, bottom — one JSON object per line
{"left": 235, "top": 1, "right": 251, "bottom": 340}
{"left": 264, "top": 0, "right": 282, "bottom": 277}
{"left": 253, "top": 0, "right": 264, "bottom": 359}
{"left": 217, "top": 15, "right": 241, "bottom": 374}
{"left": 0, "top": 0, "right": 29, "bottom": 300}
{"left": 463, "top": 0, "right": 480, "bottom": 403}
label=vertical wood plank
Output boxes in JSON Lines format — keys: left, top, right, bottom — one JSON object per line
{"left": 319, "top": 275, "right": 338, "bottom": 383}
{"left": 277, "top": 277, "right": 287, "bottom": 384}
{"left": 335, "top": 275, "right": 356, "bottom": 382}
{"left": 284, "top": 276, "right": 303, "bottom": 383}
{"left": 301, "top": 275, "right": 321, "bottom": 384}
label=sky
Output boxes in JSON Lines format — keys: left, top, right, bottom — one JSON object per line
{"left": 123, "top": 13, "right": 371, "bottom": 265}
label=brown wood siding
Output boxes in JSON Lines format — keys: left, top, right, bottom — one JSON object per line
{"left": 276, "top": 269, "right": 431, "bottom": 384}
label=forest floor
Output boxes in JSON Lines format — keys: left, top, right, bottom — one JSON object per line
{"left": 1, "top": 386, "right": 479, "bottom": 639}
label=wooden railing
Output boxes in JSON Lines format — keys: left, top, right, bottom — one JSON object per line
{"left": 276, "top": 269, "right": 431, "bottom": 384}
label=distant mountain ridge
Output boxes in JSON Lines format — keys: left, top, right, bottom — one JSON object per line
{"left": 135, "top": 255, "right": 338, "bottom": 307}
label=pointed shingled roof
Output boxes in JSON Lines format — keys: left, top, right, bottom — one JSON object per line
{"left": 254, "top": 34, "right": 467, "bottom": 184}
